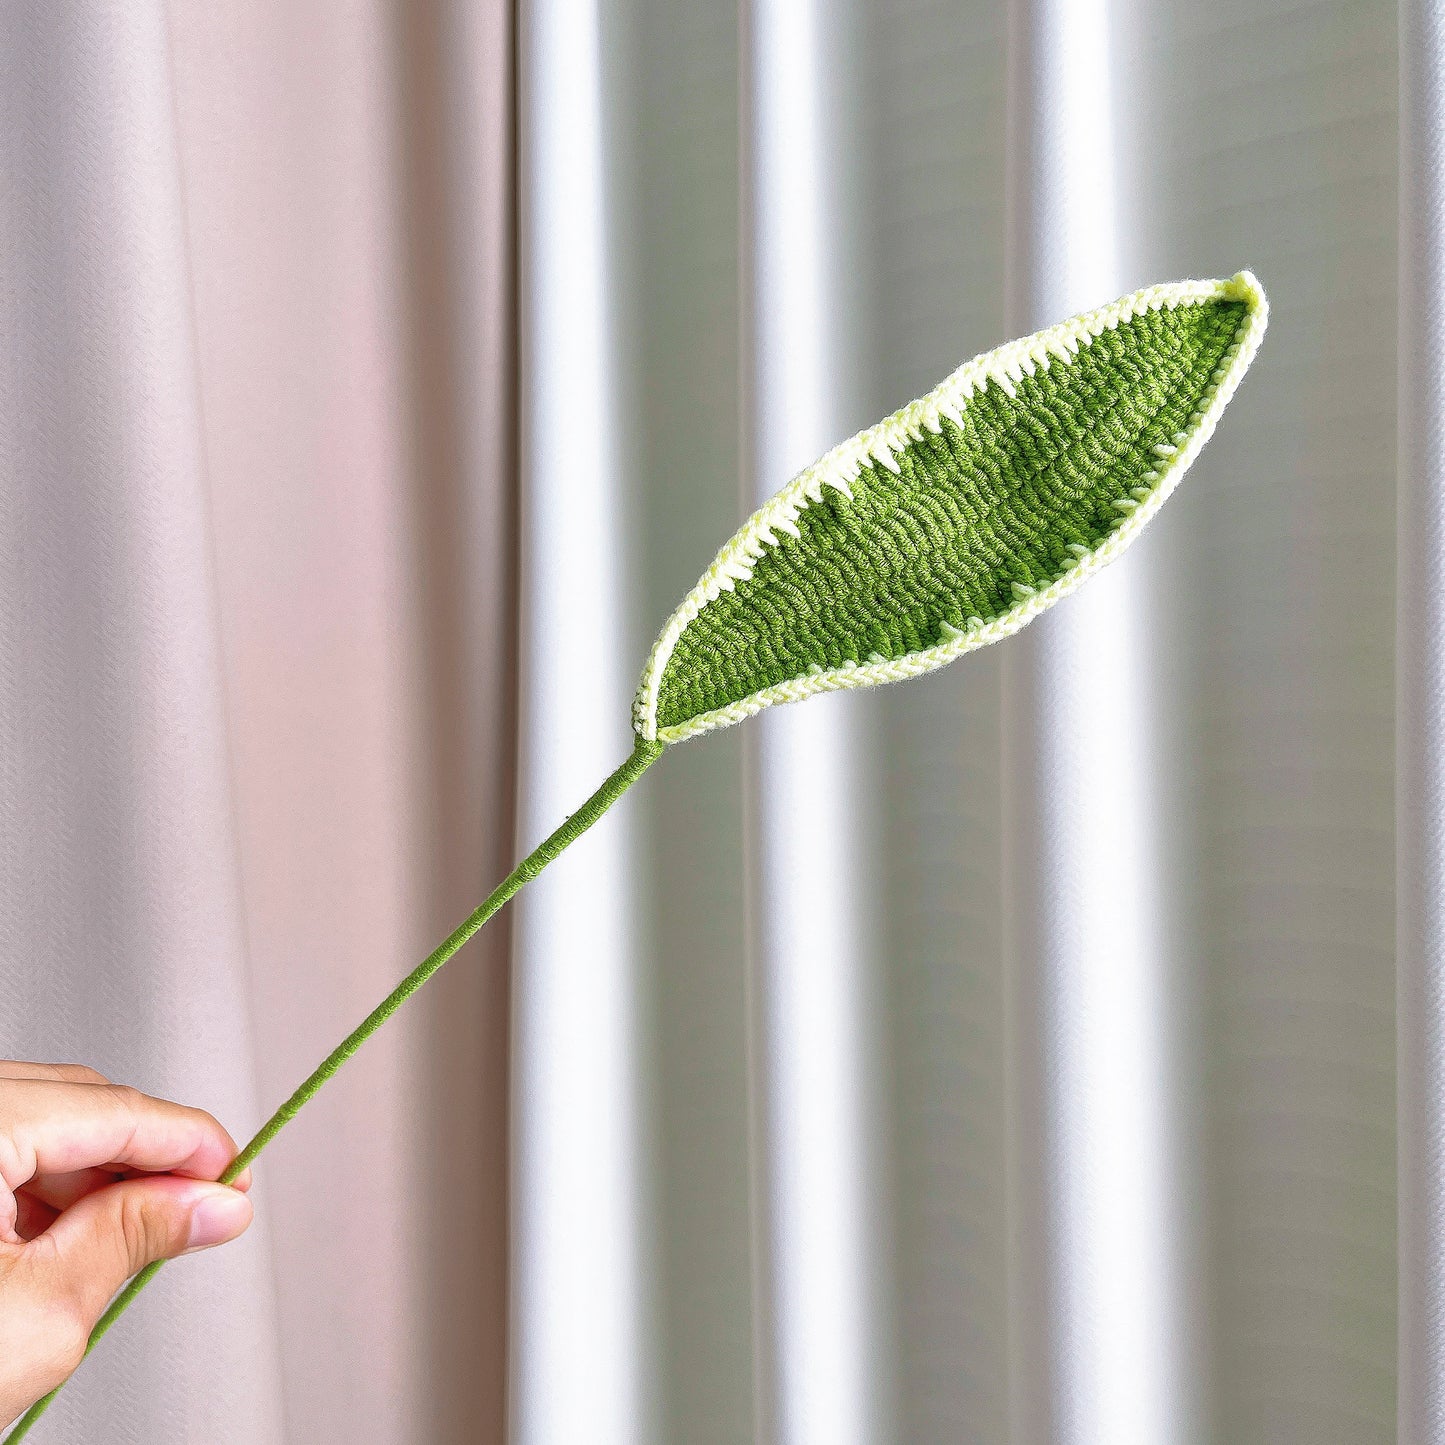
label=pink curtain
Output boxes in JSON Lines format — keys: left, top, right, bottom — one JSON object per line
{"left": 1, "top": 2, "right": 514, "bottom": 1439}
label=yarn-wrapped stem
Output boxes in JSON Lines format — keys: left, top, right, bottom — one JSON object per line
{"left": 3, "top": 735, "right": 665, "bottom": 1443}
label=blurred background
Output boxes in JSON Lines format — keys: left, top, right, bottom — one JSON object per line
{"left": 0, "top": 1, "right": 1424, "bottom": 1442}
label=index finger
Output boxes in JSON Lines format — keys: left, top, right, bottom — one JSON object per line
{"left": 0, "top": 1080, "right": 242, "bottom": 1187}
{"left": 0, "top": 1061, "right": 111, "bottom": 1085}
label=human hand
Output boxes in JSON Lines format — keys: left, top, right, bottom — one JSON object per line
{"left": 0, "top": 1062, "right": 253, "bottom": 1428}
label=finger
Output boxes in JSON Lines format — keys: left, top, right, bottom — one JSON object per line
{"left": 13, "top": 1191, "right": 58, "bottom": 1241}
{"left": 0, "top": 1080, "right": 241, "bottom": 1186}
{"left": 22, "top": 1167, "right": 120, "bottom": 1213}
{"left": 18, "top": 1158, "right": 253, "bottom": 1229}
{"left": 20, "top": 1176, "right": 253, "bottom": 1331}
{"left": 0, "top": 1062, "right": 109, "bottom": 1086}
{"left": 101, "top": 1163, "right": 252, "bottom": 1195}
{"left": 9, "top": 1162, "right": 253, "bottom": 1249}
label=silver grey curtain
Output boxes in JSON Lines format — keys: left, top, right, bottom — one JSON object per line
{"left": 514, "top": 2, "right": 1403, "bottom": 1443}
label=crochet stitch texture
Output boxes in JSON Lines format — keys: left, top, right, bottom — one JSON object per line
{"left": 636, "top": 271, "right": 1267, "bottom": 742}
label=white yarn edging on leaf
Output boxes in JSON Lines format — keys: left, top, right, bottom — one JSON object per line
{"left": 633, "top": 271, "right": 1269, "bottom": 744}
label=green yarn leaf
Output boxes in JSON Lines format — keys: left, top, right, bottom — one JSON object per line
{"left": 634, "top": 272, "right": 1267, "bottom": 744}
{"left": 2, "top": 272, "right": 1267, "bottom": 1445}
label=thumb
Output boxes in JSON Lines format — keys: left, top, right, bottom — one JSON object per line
{"left": 29, "top": 1176, "right": 252, "bottom": 1331}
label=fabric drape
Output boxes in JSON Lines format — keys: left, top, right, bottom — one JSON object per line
{"left": 514, "top": 2, "right": 1399, "bottom": 1443}
{"left": 3, "top": 1, "right": 513, "bottom": 1440}
{"left": 1, "top": 0, "right": 1414, "bottom": 1442}
{"left": 1002, "top": 2, "right": 1191, "bottom": 1439}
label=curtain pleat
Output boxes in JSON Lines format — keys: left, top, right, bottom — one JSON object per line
{"left": 4, "top": 0, "right": 515, "bottom": 1439}
{"left": 1001, "top": 0, "right": 1190, "bottom": 1437}
{"left": 0, "top": 4, "right": 285, "bottom": 1439}
{"left": 172, "top": 1, "right": 516, "bottom": 1437}
{"left": 512, "top": 3, "right": 648, "bottom": 1443}
{"left": 740, "top": 2, "right": 893, "bottom": 1441}
{"left": 1135, "top": 10, "right": 1398, "bottom": 1440}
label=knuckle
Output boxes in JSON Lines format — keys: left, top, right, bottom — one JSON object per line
{"left": 184, "top": 1099, "right": 226, "bottom": 1135}
{"left": 107, "top": 1083, "right": 145, "bottom": 1112}
{"left": 200, "top": 1110, "right": 233, "bottom": 1151}
{"left": 22, "top": 1307, "right": 88, "bottom": 1387}
{"left": 52, "top": 1304, "right": 91, "bottom": 1374}
{"left": 117, "top": 1190, "right": 172, "bottom": 1271}
{"left": 0, "top": 1135, "right": 25, "bottom": 1194}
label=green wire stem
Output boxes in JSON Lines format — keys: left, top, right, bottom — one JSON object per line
{"left": 4, "top": 736, "right": 664, "bottom": 1443}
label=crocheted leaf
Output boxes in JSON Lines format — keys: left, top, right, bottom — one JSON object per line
{"left": 634, "top": 272, "right": 1267, "bottom": 744}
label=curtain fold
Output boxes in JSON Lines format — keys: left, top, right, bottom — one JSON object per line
{"left": 511, "top": 3, "right": 648, "bottom": 1443}
{"left": 740, "top": 3, "right": 892, "bottom": 1443}
{"left": 3, "top": 1, "right": 514, "bottom": 1439}
{"left": 1001, "top": 2, "right": 1193, "bottom": 1439}
{"left": 171, "top": 1, "right": 516, "bottom": 1437}
{"left": 513, "top": 1, "right": 1399, "bottom": 1442}
{"left": 0, "top": 5, "right": 285, "bottom": 1438}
